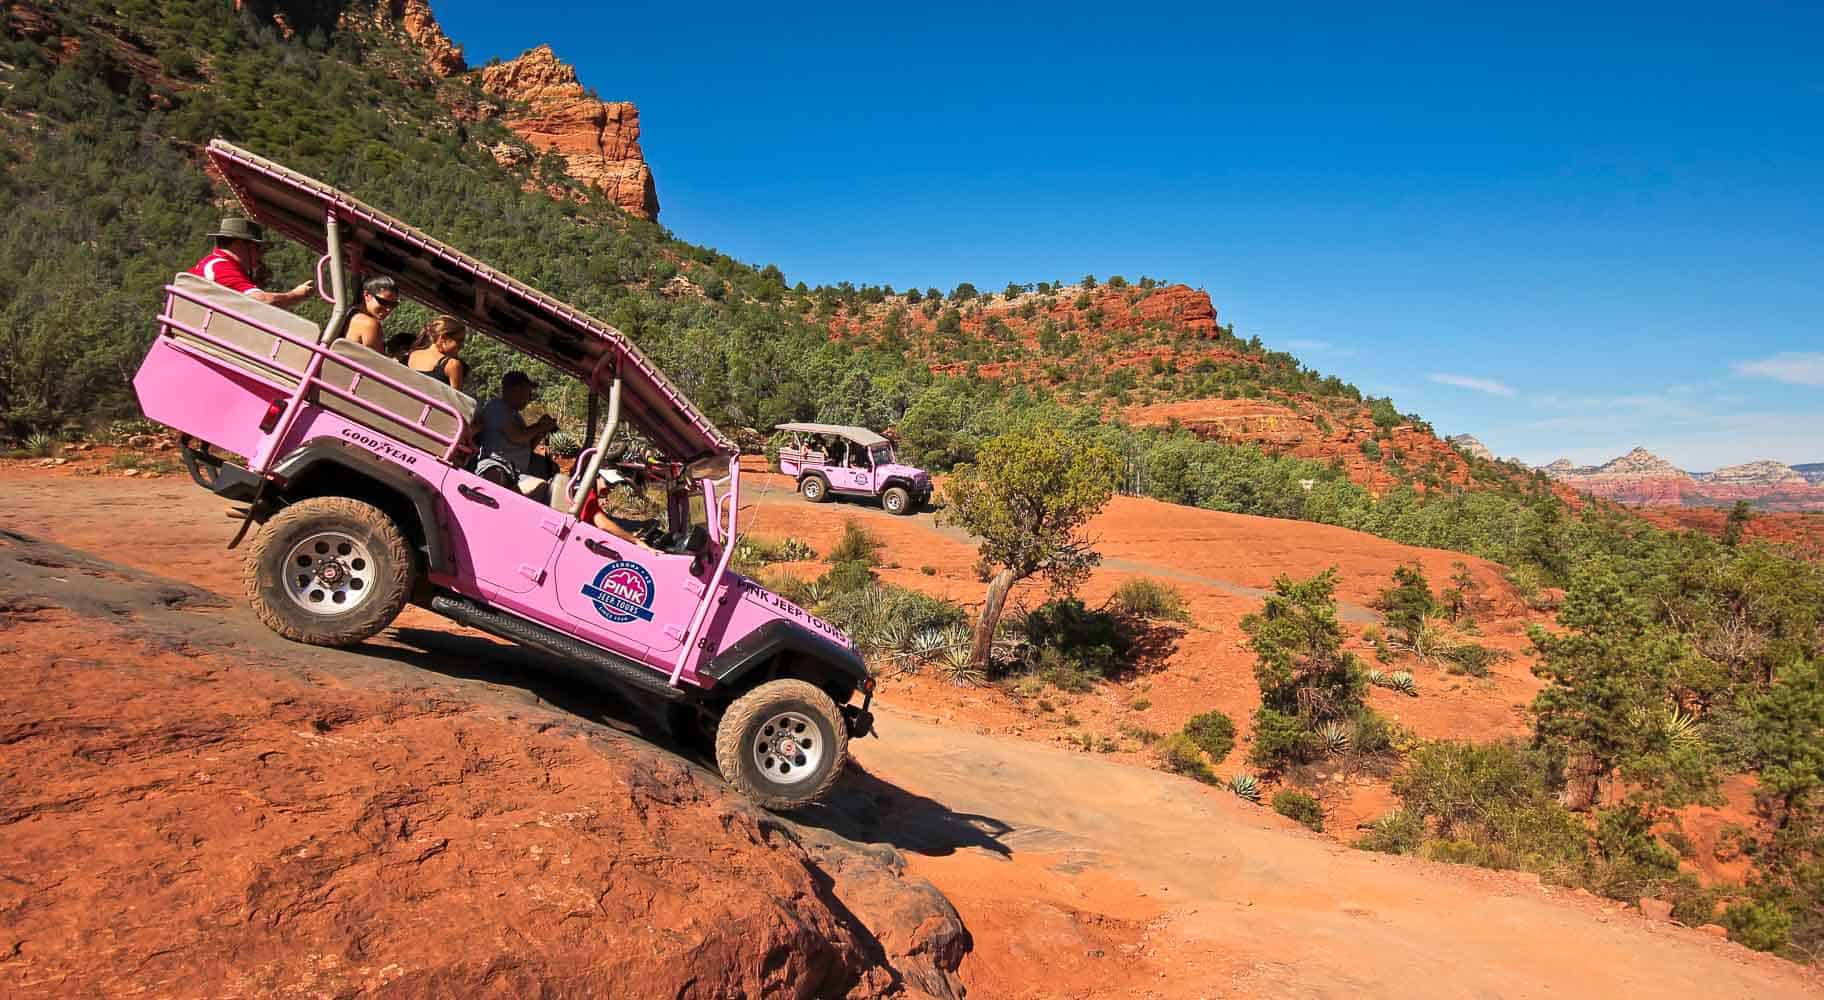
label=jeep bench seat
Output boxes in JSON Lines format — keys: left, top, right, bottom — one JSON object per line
{"left": 166, "top": 273, "right": 477, "bottom": 457}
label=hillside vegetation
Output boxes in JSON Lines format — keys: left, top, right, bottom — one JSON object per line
{"left": 3, "top": 0, "right": 1823, "bottom": 960}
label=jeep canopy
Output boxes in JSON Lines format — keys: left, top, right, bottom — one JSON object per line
{"left": 773, "top": 422, "right": 889, "bottom": 447}
{"left": 206, "top": 140, "right": 735, "bottom": 463}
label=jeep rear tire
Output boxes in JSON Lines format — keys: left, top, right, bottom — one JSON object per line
{"left": 882, "top": 485, "right": 912, "bottom": 515}
{"left": 800, "top": 475, "right": 830, "bottom": 503}
{"left": 244, "top": 496, "right": 414, "bottom": 647}
{"left": 715, "top": 679, "right": 848, "bottom": 810}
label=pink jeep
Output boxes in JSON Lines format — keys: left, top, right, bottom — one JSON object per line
{"left": 775, "top": 422, "right": 932, "bottom": 516}
{"left": 133, "top": 141, "right": 873, "bottom": 809}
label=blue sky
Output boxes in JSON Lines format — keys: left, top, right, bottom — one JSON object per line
{"left": 433, "top": 1, "right": 1822, "bottom": 470}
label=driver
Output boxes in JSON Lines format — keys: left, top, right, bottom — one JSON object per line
{"left": 578, "top": 467, "right": 661, "bottom": 547}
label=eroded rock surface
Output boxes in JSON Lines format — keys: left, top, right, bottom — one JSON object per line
{"left": 0, "top": 530, "right": 961, "bottom": 998}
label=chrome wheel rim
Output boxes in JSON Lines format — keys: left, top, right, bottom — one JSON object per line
{"left": 283, "top": 531, "right": 376, "bottom": 615}
{"left": 752, "top": 711, "right": 823, "bottom": 785}
{"left": 804, "top": 479, "right": 822, "bottom": 499}
{"left": 885, "top": 492, "right": 904, "bottom": 512}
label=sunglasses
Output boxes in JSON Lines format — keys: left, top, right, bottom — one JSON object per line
{"left": 369, "top": 294, "right": 399, "bottom": 309}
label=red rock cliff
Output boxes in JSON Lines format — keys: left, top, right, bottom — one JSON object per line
{"left": 477, "top": 45, "right": 661, "bottom": 220}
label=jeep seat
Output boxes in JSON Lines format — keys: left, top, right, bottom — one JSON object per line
{"left": 164, "top": 274, "right": 478, "bottom": 457}
{"left": 320, "top": 339, "right": 477, "bottom": 457}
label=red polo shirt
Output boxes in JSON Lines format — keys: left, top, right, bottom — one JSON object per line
{"left": 188, "top": 247, "right": 257, "bottom": 294}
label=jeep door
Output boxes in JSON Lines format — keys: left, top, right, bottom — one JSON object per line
{"left": 550, "top": 520, "right": 692, "bottom": 657}
{"left": 437, "top": 466, "right": 564, "bottom": 597}
{"left": 833, "top": 442, "right": 874, "bottom": 495}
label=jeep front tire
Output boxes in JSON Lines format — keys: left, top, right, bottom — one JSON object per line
{"left": 244, "top": 496, "right": 414, "bottom": 647}
{"left": 715, "top": 679, "right": 848, "bottom": 810}
{"left": 800, "top": 475, "right": 830, "bottom": 503}
{"left": 882, "top": 485, "right": 912, "bottom": 515}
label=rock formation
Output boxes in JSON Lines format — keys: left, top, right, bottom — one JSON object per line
{"left": 1448, "top": 434, "right": 1495, "bottom": 462}
{"left": 1540, "top": 449, "right": 1824, "bottom": 511}
{"left": 1133, "top": 284, "right": 1219, "bottom": 335}
{"left": 476, "top": 45, "right": 660, "bottom": 220}
{"left": 1696, "top": 460, "right": 1808, "bottom": 486}
{"left": 1796, "top": 462, "right": 1824, "bottom": 486}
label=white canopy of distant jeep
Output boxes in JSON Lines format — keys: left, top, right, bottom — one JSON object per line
{"left": 774, "top": 422, "right": 889, "bottom": 447}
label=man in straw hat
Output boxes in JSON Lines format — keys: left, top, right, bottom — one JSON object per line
{"left": 188, "top": 216, "right": 314, "bottom": 310}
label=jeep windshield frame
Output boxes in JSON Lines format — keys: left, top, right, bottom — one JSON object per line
{"left": 205, "top": 140, "right": 735, "bottom": 466}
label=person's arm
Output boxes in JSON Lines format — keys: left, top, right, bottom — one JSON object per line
{"left": 446, "top": 358, "right": 467, "bottom": 393}
{"left": 496, "top": 411, "right": 557, "bottom": 446}
{"left": 248, "top": 283, "right": 314, "bottom": 309}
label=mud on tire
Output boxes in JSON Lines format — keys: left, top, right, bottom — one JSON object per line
{"left": 800, "top": 475, "right": 830, "bottom": 503}
{"left": 244, "top": 496, "right": 414, "bottom": 647}
{"left": 715, "top": 679, "right": 848, "bottom": 810}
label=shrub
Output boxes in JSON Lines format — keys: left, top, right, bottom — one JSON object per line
{"left": 1273, "top": 790, "right": 1325, "bottom": 831}
{"left": 1249, "top": 707, "right": 1320, "bottom": 769}
{"left": 1378, "top": 563, "right": 1436, "bottom": 646}
{"left": 1130, "top": 698, "right": 1152, "bottom": 711}
{"left": 1666, "top": 873, "right": 1718, "bottom": 926}
{"left": 1182, "top": 710, "right": 1236, "bottom": 765}
{"left": 1721, "top": 900, "right": 1793, "bottom": 952}
{"left": 819, "top": 559, "right": 876, "bottom": 594}
{"left": 1358, "top": 438, "right": 1382, "bottom": 462}
{"left": 1021, "top": 598, "right": 1135, "bottom": 681}
{"left": 1157, "top": 733, "right": 1218, "bottom": 784}
{"left": 1357, "top": 810, "right": 1425, "bottom": 855}
{"left": 1115, "top": 577, "right": 1193, "bottom": 622}
{"left": 828, "top": 519, "right": 884, "bottom": 566}
{"left": 1441, "top": 641, "right": 1508, "bottom": 678}
{"left": 920, "top": 564, "right": 937, "bottom": 576}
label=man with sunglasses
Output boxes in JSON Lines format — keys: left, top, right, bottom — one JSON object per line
{"left": 188, "top": 216, "right": 314, "bottom": 309}
{"left": 344, "top": 276, "right": 399, "bottom": 352}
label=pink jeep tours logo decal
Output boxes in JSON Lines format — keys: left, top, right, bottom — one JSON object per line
{"left": 581, "top": 560, "right": 657, "bottom": 624}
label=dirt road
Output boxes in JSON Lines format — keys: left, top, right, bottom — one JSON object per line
{"left": 3, "top": 467, "right": 1818, "bottom": 998}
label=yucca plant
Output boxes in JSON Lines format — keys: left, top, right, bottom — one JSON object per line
{"left": 1228, "top": 773, "right": 1262, "bottom": 803}
{"left": 25, "top": 432, "right": 58, "bottom": 458}
{"left": 1389, "top": 671, "right": 1418, "bottom": 696}
{"left": 873, "top": 619, "right": 912, "bottom": 656}
{"left": 911, "top": 627, "right": 950, "bottom": 658}
{"left": 1321, "top": 721, "right": 1352, "bottom": 756}
{"left": 1366, "top": 669, "right": 1386, "bottom": 686}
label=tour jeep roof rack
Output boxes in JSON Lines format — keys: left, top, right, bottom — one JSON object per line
{"left": 205, "top": 140, "right": 735, "bottom": 464}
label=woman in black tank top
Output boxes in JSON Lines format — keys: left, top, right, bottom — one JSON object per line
{"left": 407, "top": 316, "right": 468, "bottom": 392}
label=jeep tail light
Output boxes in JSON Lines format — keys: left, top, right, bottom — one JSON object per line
{"left": 259, "top": 399, "right": 287, "bottom": 433}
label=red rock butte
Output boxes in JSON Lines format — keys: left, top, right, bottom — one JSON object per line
{"left": 476, "top": 45, "right": 660, "bottom": 221}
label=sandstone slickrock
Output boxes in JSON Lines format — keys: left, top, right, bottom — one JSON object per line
{"left": 0, "top": 532, "right": 963, "bottom": 998}
{"left": 476, "top": 44, "right": 660, "bottom": 220}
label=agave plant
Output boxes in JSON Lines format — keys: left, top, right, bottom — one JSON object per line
{"left": 1389, "top": 671, "right": 1418, "bottom": 696}
{"left": 1366, "top": 669, "right": 1386, "bottom": 686}
{"left": 544, "top": 429, "right": 582, "bottom": 457}
{"left": 873, "top": 619, "right": 912, "bottom": 656}
{"left": 25, "top": 432, "right": 58, "bottom": 458}
{"left": 1228, "top": 773, "right": 1262, "bottom": 803}
{"left": 911, "top": 627, "right": 950, "bottom": 658}
{"left": 1321, "top": 721, "right": 1352, "bottom": 757}
{"left": 937, "top": 636, "right": 983, "bottom": 687}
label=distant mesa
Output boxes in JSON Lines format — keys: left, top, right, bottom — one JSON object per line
{"left": 1539, "top": 448, "right": 1824, "bottom": 512}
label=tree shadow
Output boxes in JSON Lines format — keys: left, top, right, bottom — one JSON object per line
{"left": 1126, "top": 618, "right": 1185, "bottom": 674}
